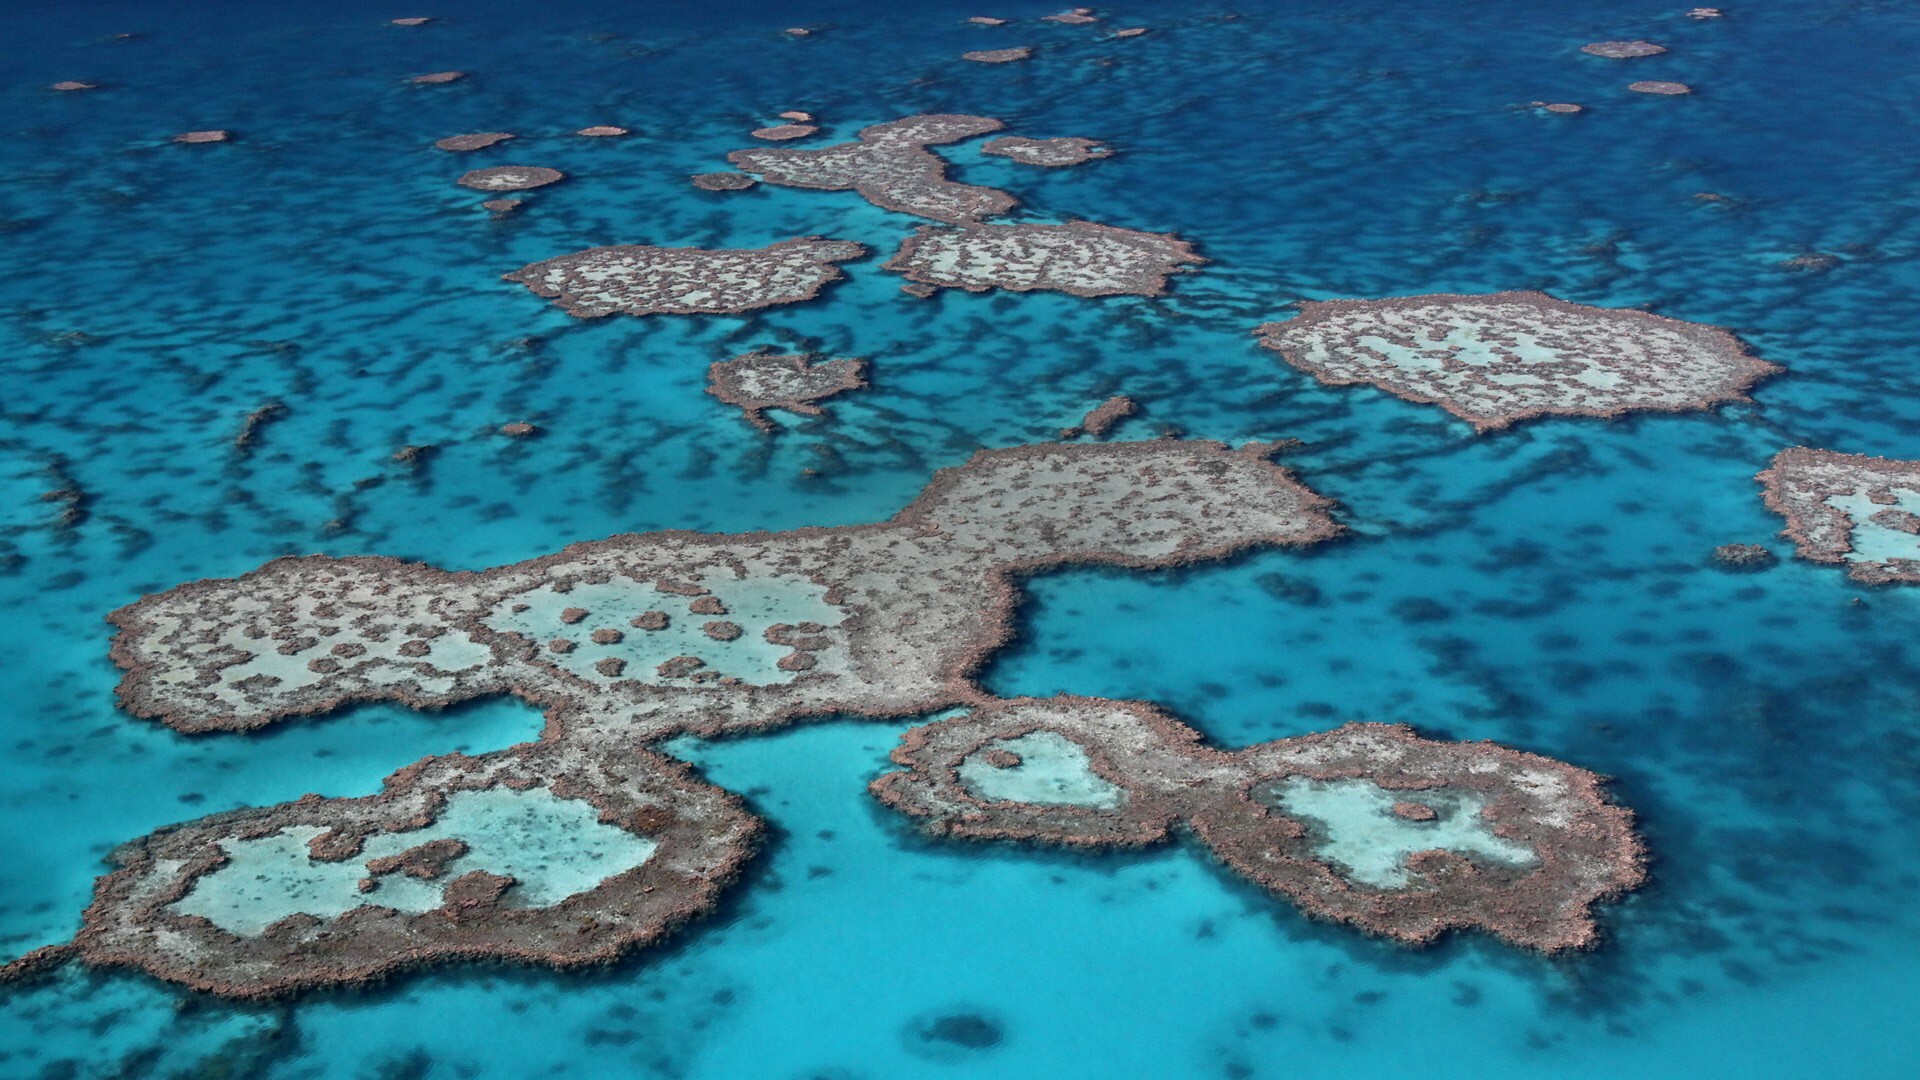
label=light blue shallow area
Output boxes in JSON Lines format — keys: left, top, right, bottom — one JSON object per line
{"left": 174, "top": 786, "right": 659, "bottom": 934}
{"left": 3, "top": 0, "right": 1920, "bottom": 1076}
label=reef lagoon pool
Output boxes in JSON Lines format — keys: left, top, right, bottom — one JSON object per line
{"left": 4, "top": 0, "right": 1920, "bottom": 1077}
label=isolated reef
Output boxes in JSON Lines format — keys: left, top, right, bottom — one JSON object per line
{"left": 77, "top": 745, "right": 758, "bottom": 997}
{"left": 1581, "top": 40, "right": 1668, "bottom": 58}
{"left": 457, "top": 167, "right": 564, "bottom": 192}
{"left": 873, "top": 698, "right": 1643, "bottom": 950}
{"left": 964, "top": 47, "right": 1032, "bottom": 63}
{"left": 706, "top": 350, "right": 867, "bottom": 431}
{"left": 434, "top": 132, "right": 514, "bottom": 152}
{"left": 690, "top": 172, "right": 757, "bottom": 192}
{"left": 1758, "top": 447, "right": 1920, "bottom": 584}
{"left": 503, "top": 237, "right": 866, "bottom": 317}
{"left": 751, "top": 123, "right": 817, "bottom": 141}
{"left": 1253, "top": 291, "right": 1779, "bottom": 431}
{"left": 1069, "top": 395, "right": 1136, "bottom": 438}
{"left": 980, "top": 135, "right": 1112, "bottom": 167}
{"left": 727, "top": 114, "right": 1016, "bottom": 224}
{"left": 885, "top": 221, "right": 1204, "bottom": 297}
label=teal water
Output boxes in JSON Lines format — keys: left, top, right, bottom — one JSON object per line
{"left": 3, "top": 0, "right": 1920, "bottom": 1076}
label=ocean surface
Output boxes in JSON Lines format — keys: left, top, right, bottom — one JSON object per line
{"left": 3, "top": 0, "right": 1919, "bottom": 1076}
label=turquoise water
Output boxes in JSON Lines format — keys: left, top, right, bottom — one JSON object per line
{"left": 3, "top": 0, "right": 1920, "bottom": 1076}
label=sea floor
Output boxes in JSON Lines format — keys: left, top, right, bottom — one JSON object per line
{"left": 3, "top": 0, "right": 1920, "bottom": 1076}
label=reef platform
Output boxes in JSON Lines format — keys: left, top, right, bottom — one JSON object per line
{"left": 1253, "top": 291, "right": 1779, "bottom": 431}
{"left": 1759, "top": 447, "right": 1920, "bottom": 584}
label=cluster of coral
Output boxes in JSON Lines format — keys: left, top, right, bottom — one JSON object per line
{"left": 877, "top": 699, "right": 1642, "bottom": 951}
{"left": 1, "top": 440, "right": 1641, "bottom": 996}
{"left": 501, "top": 238, "right": 866, "bottom": 317}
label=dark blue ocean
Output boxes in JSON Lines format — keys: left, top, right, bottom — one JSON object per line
{"left": 3, "top": 0, "right": 1919, "bottom": 1076}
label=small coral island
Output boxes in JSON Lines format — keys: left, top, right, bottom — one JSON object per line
{"left": 1759, "top": 447, "right": 1920, "bottom": 584}
{"left": 981, "top": 135, "right": 1112, "bottom": 167}
{"left": 887, "top": 221, "right": 1202, "bottom": 298}
{"left": 706, "top": 350, "right": 868, "bottom": 431}
{"left": 1254, "top": 291, "right": 1780, "bottom": 431}
{"left": 504, "top": 237, "right": 867, "bottom": 317}
{"left": 4, "top": 440, "right": 1644, "bottom": 997}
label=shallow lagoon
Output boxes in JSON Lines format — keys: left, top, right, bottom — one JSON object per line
{"left": 4, "top": 0, "right": 1920, "bottom": 1076}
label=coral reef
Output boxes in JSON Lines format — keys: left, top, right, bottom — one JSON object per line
{"left": 751, "top": 124, "right": 818, "bottom": 141}
{"left": 980, "top": 136, "right": 1112, "bottom": 167}
{"left": 1758, "top": 447, "right": 1920, "bottom": 584}
{"left": 1582, "top": 40, "right": 1668, "bottom": 58}
{"left": 76, "top": 744, "right": 758, "bottom": 998}
{"left": 728, "top": 114, "right": 1015, "bottom": 224}
{"left": 1713, "top": 543, "right": 1777, "bottom": 570}
{"left": 434, "top": 132, "right": 514, "bottom": 152}
{"left": 963, "top": 47, "right": 1032, "bottom": 63}
{"left": 457, "top": 167, "right": 564, "bottom": 191}
{"left": 72, "top": 442, "right": 1343, "bottom": 995}
{"left": 706, "top": 350, "right": 868, "bottom": 431}
{"left": 1253, "top": 291, "right": 1779, "bottom": 431}
{"left": 884, "top": 221, "right": 1203, "bottom": 297}
{"left": 691, "top": 172, "right": 757, "bottom": 191}
{"left": 1070, "top": 396, "right": 1136, "bottom": 438}
{"left": 873, "top": 698, "right": 1643, "bottom": 951}
{"left": 503, "top": 237, "right": 866, "bottom": 317}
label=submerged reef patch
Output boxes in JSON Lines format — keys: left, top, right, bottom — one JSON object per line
{"left": 873, "top": 698, "right": 1643, "bottom": 951}
{"left": 884, "top": 221, "right": 1204, "bottom": 297}
{"left": 727, "top": 114, "right": 1015, "bottom": 224}
{"left": 1252, "top": 291, "right": 1779, "bottom": 431}
{"left": 980, "top": 135, "right": 1112, "bottom": 167}
{"left": 751, "top": 123, "right": 818, "bottom": 141}
{"left": 64, "top": 440, "right": 1367, "bottom": 996}
{"left": 706, "top": 350, "right": 868, "bottom": 431}
{"left": 1758, "top": 447, "right": 1920, "bottom": 584}
{"left": 1068, "top": 395, "right": 1137, "bottom": 438}
{"left": 434, "top": 132, "right": 514, "bottom": 152}
{"left": 963, "top": 47, "right": 1032, "bottom": 63}
{"left": 457, "top": 166, "right": 564, "bottom": 191}
{"left": 691, "top": 171, "right": 757, "bottom": 192}
{"left": 1581, "top": 40, "right": 1668, "bottom": 58}
{"left": 503, "top": 237, "right": 866, "bottom": 317}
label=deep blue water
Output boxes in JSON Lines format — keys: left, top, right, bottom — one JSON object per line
{"left": 3, "top": 0, "right": 1920, "bottom": 1076}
